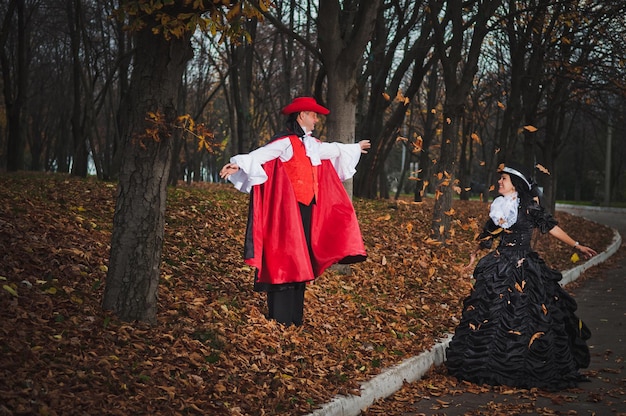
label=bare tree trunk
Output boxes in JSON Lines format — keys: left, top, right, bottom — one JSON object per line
{"left": 415, "top": 66, "right": 439, "bottom": 202}
{"left": 353, "top": 2, "right": 433, "bottom": 199}
{"left": 68, "top": 0, "right": 89, "bottom": 177}
{"left": 429, "top": 0, "right": 502, "bottom": 242}
{"left": 318, "top": 0, "right": 381, "bottom": 196}
{"left": 102, "top": 17, "right": 193, "bottom": 323}
{"left": 1, "top": 0, "right": 27, "bottom": 171}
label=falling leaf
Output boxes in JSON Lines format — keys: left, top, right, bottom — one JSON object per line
{"left": 497, "top": 101, "right": 506, "bottom": 109}
{"left": 536, "top": 163, "right": 551, "bottom": 175}
{"left": 412, "top": 136, "right": 423, "bottom": 153}
{"left": 528, "top": 331, "right": 545, "bottom": 348}
{"left": 471, "top": 133, "right": 481, "bottom": 144}
{"left": 542, "top": 304, "right": 548, "bottom": 315}
{"left": 523, "top": 125, "right": 538, "bottom": 132}
{"left": 382, "top": 92, "right": 391, "bottom": 101}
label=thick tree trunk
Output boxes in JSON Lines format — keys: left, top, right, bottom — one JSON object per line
{"left": 102, "top": 21, "right": 193, "bottom": 323}
{"left": 318, "top": 0, "right": 381, "bottom": 197}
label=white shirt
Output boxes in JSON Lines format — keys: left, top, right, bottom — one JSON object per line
{"left": 227, "top": 135, "right": 363, "bottom": 193}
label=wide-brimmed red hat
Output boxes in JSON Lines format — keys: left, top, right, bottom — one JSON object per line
{"left": 281, "top": 97, "right": 330, "bottom": 115}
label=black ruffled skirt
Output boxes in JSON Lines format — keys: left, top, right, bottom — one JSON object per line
{"left": 445, "top": 248, "right": 591, "bottom": 391}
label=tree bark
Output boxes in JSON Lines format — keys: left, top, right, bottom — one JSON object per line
{"left": 318, "top": 0, "right": 381, "bottom": 196}
{"left": 102, "top": 16, "right": 193, "bottom": 323}
{"left": 1, "top": 0, "right": 26, "bottom": 171}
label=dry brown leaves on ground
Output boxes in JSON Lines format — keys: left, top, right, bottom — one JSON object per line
{"left": 0, "top": 173, "right": 614, "bottom": 415}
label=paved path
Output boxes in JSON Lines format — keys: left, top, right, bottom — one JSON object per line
{"left": 310, "top": 205, "right": 626, "bottom": 416}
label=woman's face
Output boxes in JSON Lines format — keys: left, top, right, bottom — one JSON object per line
{"left": 498, "top": 173, "right": 516, "bottom": 196}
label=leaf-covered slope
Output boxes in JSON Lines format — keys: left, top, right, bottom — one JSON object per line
{"left": 0, "top": 173, "right": 613, "bottom": 415}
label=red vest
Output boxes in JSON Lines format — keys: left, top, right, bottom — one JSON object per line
{"left": 282, "top": 135, "right": 318, "bottom": 205}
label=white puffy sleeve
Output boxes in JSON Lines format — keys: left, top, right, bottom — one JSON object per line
{"left": 318, "top": 142, "right": 364, "bottom": 181}
{"left": 227, "top": 137, "right": 293, "bottom": 193}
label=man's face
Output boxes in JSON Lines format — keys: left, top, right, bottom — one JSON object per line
{"left": 297, "top": 111, "right": 319, "bottom": 133}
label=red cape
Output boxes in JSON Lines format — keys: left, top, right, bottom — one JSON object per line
{"left": 244, "top": 158, "right": 366, "bottom": 285}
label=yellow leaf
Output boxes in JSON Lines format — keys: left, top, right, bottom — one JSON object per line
{"left": 375, "top": 214, "right": 391, "bottom": 221}
{"left": 3, "top": 284, "right": 18, "bottom": 297}
{"left": 571, "top": 252, "right": 580, "bottom": 263}
{"left": 46, "top": 287, "right": 57, "bottom": 295}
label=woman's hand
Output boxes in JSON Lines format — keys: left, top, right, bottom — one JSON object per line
{"left": 576, "top": 244, "right": 597, "bottom": 259}
{"left": 464, "top": 252, "right": 477, "bottom": 273}
{"left": 359, "top": 140, "right": 371, "bottom": 153}
{"left": 219, "top": 162, "right": 239, "bottom": 179}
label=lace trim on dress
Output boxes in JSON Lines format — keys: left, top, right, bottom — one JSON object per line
{"left": 489, "top": 193, "right": 519, "bottom": 229}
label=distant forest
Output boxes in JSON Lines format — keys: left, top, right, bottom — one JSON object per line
{"left": 2, "top": 1, "right": 625, "bottom": 206}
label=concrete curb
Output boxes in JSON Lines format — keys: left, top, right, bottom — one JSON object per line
{"left": 555, "top": 203, "right": 626, "bottom": 215}
{"left": 307, "top": 226, "right": 622, "bottom": 416}
{"left": 307, "top": 334, "right": 453, "bottom": 416}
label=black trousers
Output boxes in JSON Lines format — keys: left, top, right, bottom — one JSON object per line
{"left": 264, "top": 201, "right": 313, "bottom": 326}
{"left": 267, "top": 282, "right": 306, "bottom": 326}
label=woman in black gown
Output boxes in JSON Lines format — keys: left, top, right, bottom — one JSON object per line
{"left": 445, "top": 163, "right": 597, "bottom": 390}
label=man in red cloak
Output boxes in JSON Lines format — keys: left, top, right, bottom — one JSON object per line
{"left": 220, "top": 97, "right": 369, "bottom": 326}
